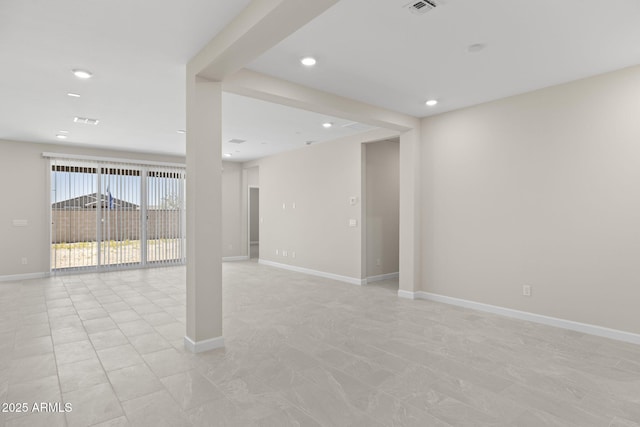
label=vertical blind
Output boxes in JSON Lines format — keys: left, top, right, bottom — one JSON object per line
{"left": 49, "top": 156, "right": 186, "bottom": 272}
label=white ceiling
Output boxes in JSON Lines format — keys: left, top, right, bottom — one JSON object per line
{"left": 0, "top": 0, "right": 248, "bottom": 156}
{"left": 2, "top": 0, "right": 640, "bottom": 159}
{"left": 222, "top": 93, "right": 374, "bottom": 162}
{"left": 249, "top": 0, "right": 640, "bottom": 117}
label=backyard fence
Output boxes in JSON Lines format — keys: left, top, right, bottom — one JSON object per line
{"left": 51, "top": 209, "right": 182, "bottom": 243}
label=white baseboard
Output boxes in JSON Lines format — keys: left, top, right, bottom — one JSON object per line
{"left": 184, "top": 335, "right": 225, "bottom": 353}
{"left": 397, "top": 290, "right": 416, "bottom": 300}
{"left": 366, "top": 272, "right": 399, "bottom": 284}
{"left": 259, "top": 259, "right": 365, "bottom": 286}
{"left": 406, "top": 291, "right": 640, "bottom": 346}
{"left": 0, "top": 272, "right": 49, "bottom": 282}
{"left": 222, "top": 256, "right": 249, "bottom": 262}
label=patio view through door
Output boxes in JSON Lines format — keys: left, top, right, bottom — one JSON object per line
{"left": 50, "top": 157, "right": 186, "bottom": 272}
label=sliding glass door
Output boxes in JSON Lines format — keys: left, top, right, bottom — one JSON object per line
{"left": 146, "top": 169, "right": 186, "bottom": 265}
{"left": 50, "top": 158, "right": 186, "bottom": 272}
{"left": 51, "top": 163, "right": 100, "bottom": 270}
{"left": 98, "top": 166, "right": 143, "bottom": 267}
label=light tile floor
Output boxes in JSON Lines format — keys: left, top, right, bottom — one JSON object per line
{"left": 1, "top": 261, "right": 639, "bottom": 426}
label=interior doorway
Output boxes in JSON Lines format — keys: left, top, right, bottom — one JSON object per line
{"left": 363, "top": 139, "right": 400, "bottom": 289}
{"left": 248, "top": 187, "right": 259, "bottom": 259}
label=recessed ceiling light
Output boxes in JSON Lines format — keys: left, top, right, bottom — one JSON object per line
{"left": 467, "top": 43, "right": 486, "bottom": 53}
{"left": 72, "top": 69, "right": 92, "bottom": 79}
{"left": 425, "top": 99, "right": 438, "bottom": 107}
{"left": 67, "top": 92, "right": 81, "bottom": 98}
{"left": 176, "top": 130, "right": 186, "bottom": 134}
{"left": 56, "top": 134, "right": 68, "bottom": 139}
{"left": 223, "top": 153, "right": 232, "bottom": 157}
{"left": 322, "top": 122, "right": 333, "bottom": 128}
{"left": 58, "top": 130, "right": 69, "bottom": 134}
{"left": 300, "top": 57, "right": 317, "bottom": 67}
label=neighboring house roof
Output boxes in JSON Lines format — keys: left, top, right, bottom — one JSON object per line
{"left": 52, "top": 193, "right": 139, "bottom": 210}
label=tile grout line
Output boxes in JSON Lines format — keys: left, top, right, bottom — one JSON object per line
{"left": 70, "top": 277, "right": 127, "bottom": 427}
{"left": 45, "top": 285, "right": 71, "bottom": 427}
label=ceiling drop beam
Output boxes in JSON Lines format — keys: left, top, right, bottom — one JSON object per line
{"left": 224, "top": 68, "right": 419, "bottom": 132}
{"left": 188, "top": 0, "right": 340, "bottom": 81}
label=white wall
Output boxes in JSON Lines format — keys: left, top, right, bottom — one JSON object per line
{"left": 364, "top": 139, "right": 399, "bottom": 278}
{"left": 246, "top": 166, "right": 259, "bottom": 187}
{"left": 421, "top": 65, "right": 640, "bottom": 335}
{"left": 221, "top": 161, "right": 243, "bottom": 258}
{"left": 257, "top": 129, "right": 397, "bottom": 280}
{"left": 0, "top": 139, "right": 184, "bottom": 278}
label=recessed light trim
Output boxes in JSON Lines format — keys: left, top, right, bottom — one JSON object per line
{"left": 301, "top": 57, "right": 317, "bottom": 67}
{"left": 223, "top": 153, "right": 232, "bottom": 157}
{"left": 322, "top": 122, "right": 333, "bottom": 128}
{"left": 72, "top": 69, "right": 92, "bottom": 79}
{"left": 67, "top": 92, "right": 81, "bottom": 98}
{"left": 56, "top": 134, "right": 68, "bottom": 139}
{"left": 425, "top": 99, "right": 438, "bottom": 107}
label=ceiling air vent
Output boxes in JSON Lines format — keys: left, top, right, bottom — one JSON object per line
{"left": 227, "top": 139, "right": 246, "bottom": 144}
{"left": 74, "top": 117, "right": 99, "bottom": 125}
{"left": 404, "top": 0, "right": 445, "bottom": 14}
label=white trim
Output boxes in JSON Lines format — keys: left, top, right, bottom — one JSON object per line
{"left": 259, "top": 259, "right": 365, "bottom": 286}
{"left": 222, "top": 256, "right": 249, "bottom": 262}
{"left": 415, "top": 291, "right": 640, "bottom": 346}
{"left": 42, "top": 152, "right": 185, "bottom": 168}
{"left": 397, "top": 290, "right": 416, "bottom": 299}
{"left": 0, "top": 272, "right": 49, "bottom": 282}
{"left": 366, "top": 272, "right": 399, "bottom": 284}
{"left": 184, "top": 336, "right": 225, "bottom": 353}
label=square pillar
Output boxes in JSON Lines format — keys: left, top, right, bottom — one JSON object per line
{"left": 185, "top": 76, "right": 224, "bottom": 352}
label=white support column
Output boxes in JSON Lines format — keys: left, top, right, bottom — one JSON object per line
{"left": 398, "top": 128, "right": 422, "bottom": 298}
{"left": 185, "top": 76, "right": 224, "bottom": 353}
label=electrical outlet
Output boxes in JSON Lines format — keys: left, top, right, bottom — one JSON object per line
{"left": 522, "top": 285, "right": 531, "bottom": 297}
{"left": 21, "top": 257, "right": 28, "bottom": 265}
{"left": 292, "top": 202, "right": 296, "bottom": 209}
{"left": 282, "top": 250, "right": 288, "bottom": 257}
{"left": 275, "top": 249, "right": 279, "bottom": 255}
{"left": 282, "top": 203, "right": 286, "bottom": 210}
{"left": 291, "top": 251, "right": 296, "bottom": 259}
